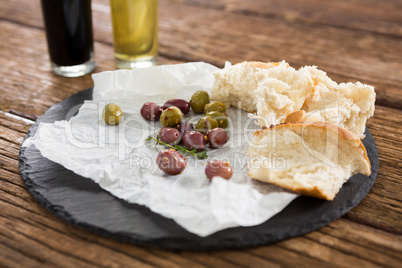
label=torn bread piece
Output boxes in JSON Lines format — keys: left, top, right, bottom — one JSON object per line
{"left": 259, "top": 66, "right": 375, "bottom": 138}
{"left": 211, "top": 61, "right": 375, "bottom": 139}
{"left": 211, "top": 61, "right": 314, "bottom": 126}
{"left": 301, "top": 66, "right": 376, "bottom": 139}
{"left": 210, "top": 61, "right": 291, "bottom": 113}
{"left": 247, "top": 122, "right": 371, "bottom": 200}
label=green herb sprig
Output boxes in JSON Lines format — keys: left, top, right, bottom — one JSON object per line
{"left": 146, "top": 135, "right": 208, "bottom": 159}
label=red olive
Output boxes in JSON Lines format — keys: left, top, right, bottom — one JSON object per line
{"left": 156, "top": 149, "right": 187, "bottom": 175}
{"left": 182, "top": 131, "right": 206, "bottom": 152}
{"left": 207, "top": 128, "right": 228, "bottom": 148}
{"left": 162, "top": 99, "right": 190, "bottom": 115}
{"left": 205, "top": 160, "right": 233, "bottom": 180}
{"left": 177, "top": 121, "right": 194, "bottom": 138}
{"left": 140, "top": 102, "right": 163, "bottom": 121}
{"left": 159, "top": 127, "right": 181, "bottom": 145}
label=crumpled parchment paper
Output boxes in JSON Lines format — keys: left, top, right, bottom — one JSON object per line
{"left": 23, "top": 62, "right": 298, "bottom": 236}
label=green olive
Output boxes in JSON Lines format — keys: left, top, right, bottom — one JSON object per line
{"left": 190, "top": 90, "right": 210, "bottom": 114}
{"left": 102, "top": 103, "right": 122, "bottom": 125}
{"left": 160, "top": 106, "right": 183, "bottom": 127}
{"left": 195, "top": 116, "right": 219, "bottom": 133}
{"left": 204, "top": 101, "right": 226, "bottom": 114}
{"left": 206, "top": 111, "right": 228, "bottom": 128}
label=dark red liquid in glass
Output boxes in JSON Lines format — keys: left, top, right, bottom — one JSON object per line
{"left": 41, "top": 0, "right": 94, "bottom": 66}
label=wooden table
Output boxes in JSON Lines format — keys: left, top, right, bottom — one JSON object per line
{"left": 1, "top": 0, "right": 401, "bottom": 267}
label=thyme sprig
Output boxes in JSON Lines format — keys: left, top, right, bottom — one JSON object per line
{"left": 146, "top": 135, "right": 208, "bottom": 159}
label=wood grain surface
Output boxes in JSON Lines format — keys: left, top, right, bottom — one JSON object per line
{"left": 0, "top": 0, "right": 401, "bottom": 267}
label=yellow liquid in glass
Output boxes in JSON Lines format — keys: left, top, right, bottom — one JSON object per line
{"left": 110, "top": 0, "right": 158, "bottom": 67}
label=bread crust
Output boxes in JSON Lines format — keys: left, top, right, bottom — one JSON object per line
{"left": 256, "top": 122, "right": 370, "bottom": 173}
{"left": 241, "top": 61, "right": 286, "bottom": 69}
{"left": 248, "top": 122, "right": 371, "bottom": 200}
{"left": 297, "top": 122, "right": 370, "bottom": 170}
{"left": 285, "top": 110, "right": 306, "bottom": 123}
{"left": 274, "top": 183, "right": 332, "bottom": 200}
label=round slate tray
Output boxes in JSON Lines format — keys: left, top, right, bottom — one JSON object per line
{"left": 19, "top": 88, "right": 379, "bottom": 251}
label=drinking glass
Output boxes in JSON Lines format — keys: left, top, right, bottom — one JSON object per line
{"left": 41, "top": 0, "right": 95, "bottom": 77}
{"left": 110, "top": 0, "right": 158, "bottom": 69}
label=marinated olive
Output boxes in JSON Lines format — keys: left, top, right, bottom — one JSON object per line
{"left": 204, "top": 101, "right": 226, "bottom": 114}
{"left": 206, "top": 111, "right": 228, "bottom": 128}
{"left": 157, "top": 149, "right": 187, "bottom": 175}
{"left": 102, "top": 103, "right": 122, "bottom": 125}
{"left": 159, "top": 127, "right": 181, "bottom": 145}
{"left": 162, "top": 99, "right": 190, "bottom": 115}
{"left": 205, "top": 160, "right": 233, "bottom": 180}
{"left": 182, "top": 131, "right": 206, "bottom": 152}
{"left": 140, "top": 102, "right": 163, "bottom": 121}
{"left": 177, "top": 121, "right": 194, "bottom": 138}
{"left": 160, "top": 106, "right": 183, "bottom": 127}
{"left": 190, "top": 90, "right": 210, "bottom": 114}
{"left": 195, "top": 116, "right": 219, "bottom": 133}
{"left": 207, "top": 128, "right": 228, "bottom": 148}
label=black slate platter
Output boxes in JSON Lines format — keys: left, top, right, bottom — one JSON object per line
{"left": 19, "top": 88, "right": 379, "bottom": 251}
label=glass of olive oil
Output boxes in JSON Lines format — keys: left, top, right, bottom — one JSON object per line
{"left": 110, "top": 0, "right": 158, "bottom": 69}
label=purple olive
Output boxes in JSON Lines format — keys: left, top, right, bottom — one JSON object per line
{"left": 156, "top": 149, "right": 187, "bottom": 175}
{"left": 162, "top": 99, "right": 190, "bottom": 115}
{"left": 159, "top": 127, "right": 181, "bottom": 145}
{"left": 205, "top": 160, "right": 233, "bottom": 180}
{"left": 177, "top": 121, "right": 194, "bottom": 138}
{"left": 207, "top": 128, "right": 228, "bottom": 148}
{"left": 182, "top": 131, "right": 206, "bottom": 152}
{"left": 140, "top": 102, "right": 163, "bottom": 121}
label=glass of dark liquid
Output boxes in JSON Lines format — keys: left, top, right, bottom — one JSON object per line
{"left": 41, "top": 0, "right": 95, "bottom": 77}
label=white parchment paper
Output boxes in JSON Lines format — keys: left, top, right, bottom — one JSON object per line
{"left": 23, "top": 62, "right": 298, "bottom": 236}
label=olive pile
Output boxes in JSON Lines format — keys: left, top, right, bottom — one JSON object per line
{"left": 140, "top": 90, "right": 232, "bottom": 178}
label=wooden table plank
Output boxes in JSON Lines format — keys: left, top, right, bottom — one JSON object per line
{"left": 276, "top": 237, "right": 382, "bottom": 267}
{"left": 1, "top": 0, "right": 402, "bottom": 110}
{"left": 319, "top": 220, "right": 402, "bottom": 259}
{"left": 172, "top": 0, "right": 402, "bottom": 37}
